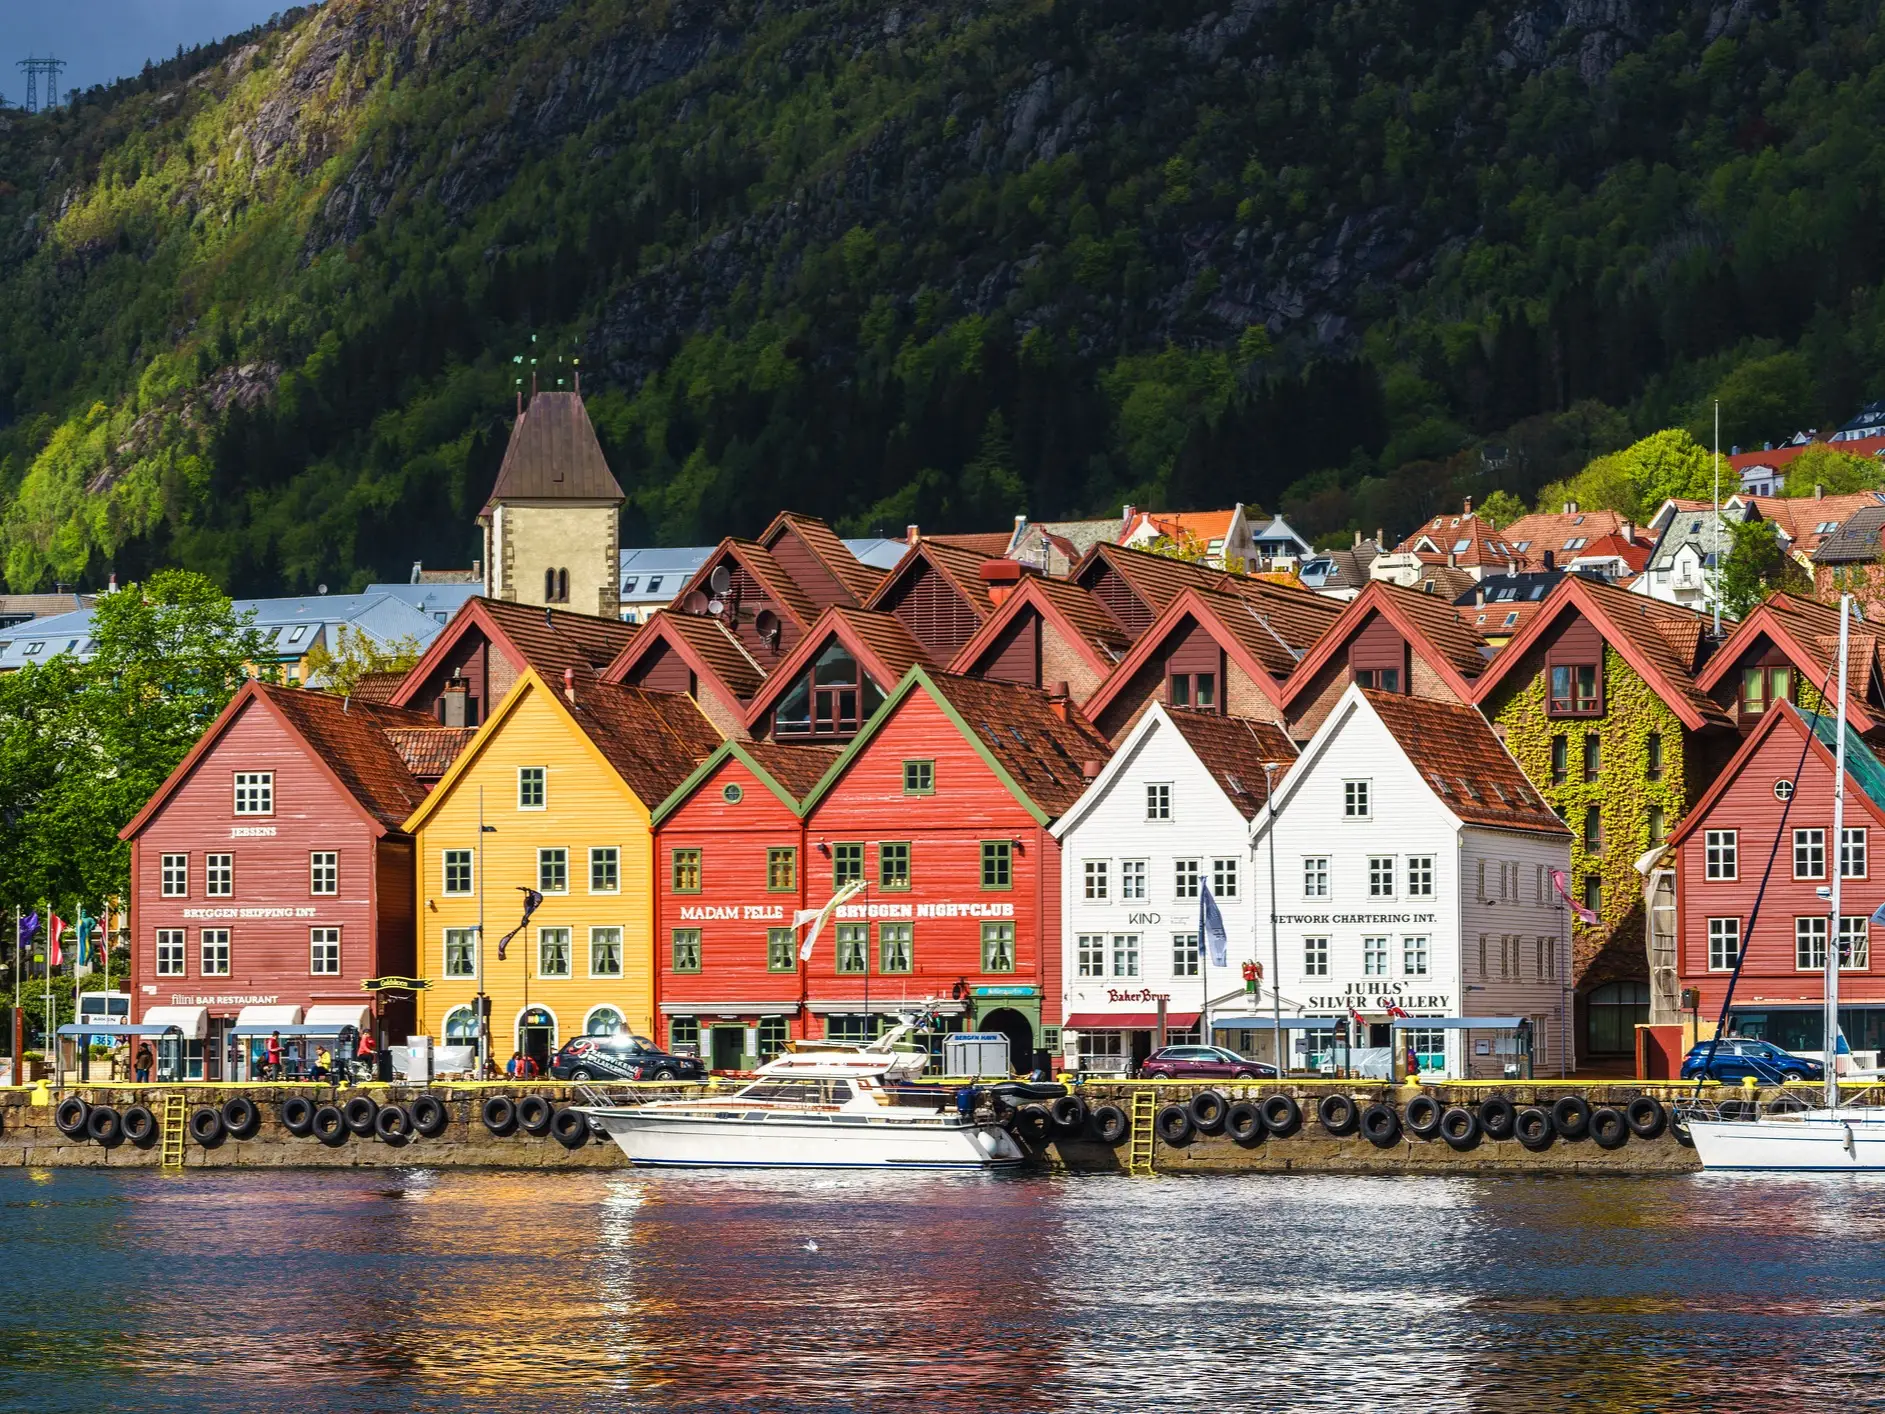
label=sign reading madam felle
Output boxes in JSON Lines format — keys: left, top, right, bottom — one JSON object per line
{"left": 1302, "top": 979, "right": 1453, "bottom": 1012}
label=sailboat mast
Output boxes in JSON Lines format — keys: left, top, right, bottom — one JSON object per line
{"left": 1826, "top": 595, "right": 1850, "bottom": 1112}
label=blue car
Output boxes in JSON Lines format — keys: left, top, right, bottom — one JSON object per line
{"left": 1680, "top": 1038, "right": 1825, "bottom": 1083}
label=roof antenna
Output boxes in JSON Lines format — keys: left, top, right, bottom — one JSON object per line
{"left": 544, "top": 607, "right": 554, "bottom": 629}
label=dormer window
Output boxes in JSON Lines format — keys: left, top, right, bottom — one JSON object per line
{"left": 775, "top": 643, "right": 883, "bottom": 739}
{"left": 1741, "top": 665, "right": 1793, "bottom": 716}
{"left": 1168, "top": 672, "right": 1217, "bottom": 710}
{"left": 1548, "top": 661, "right": 1601, "bottom": 716}
{"left": 1353, "top": 667, "right": 1401, "bottom": 692}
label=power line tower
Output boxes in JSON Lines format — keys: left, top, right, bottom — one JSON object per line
{"left": 17, "top": 55, "right": 68, "bottom": 114}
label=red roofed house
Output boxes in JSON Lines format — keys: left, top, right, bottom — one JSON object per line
{"left": 742, "top": 606, "right": 928, "bottom": 744}
{"left": 1498, "top": 506, "right": 1651, "bottom": 574}
{"left": 1694, "top": 592, "right": 1885, "bottom": 742}
{"left": 947, "top": 572, "right": 1131, "bottom": 704}
{"left": 1119, "top": 504, "right": 1255, "bottom": 568}
{"left": 1382, "top": 500, "right": 1523, "bottom": 582}
{"left": 600, "top": 608, "right": 766, "bottom": 740}
{"left": 861, "top": 537, "right": 1006, "bottom": 665}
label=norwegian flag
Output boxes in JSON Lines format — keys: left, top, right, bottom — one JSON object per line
{"left": 47, "top": 914, "right": 66, "bottom": 969}
{"left": 1385, "top": 1002, "right": 1411, "bottom": 1020}
{"left": 1347, "top": 1007, "right": 1367, "bottom": 1027}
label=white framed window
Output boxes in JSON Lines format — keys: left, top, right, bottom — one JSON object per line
{"left": 1536, "top": 934, "right": 1557, "bottom": 981}
{"left": 155, "top": 929, "right": 185, "bottom": 976}
{"left": 310, "top": 852, "right": 337, "bottom": 896}
{"left": 1402, "top": 936, "right": 1429, "bottom": 976}
{"left": 1794, "top": 828, "right": 1826, "bottom": 880}
{"left": 1111, "top": 934, "right": 1140, "bottom": 978}
{"left": 1796, "top": 916, "right": 1828, "bottom": 972}
{"left": 590, "top": 926, "right": 623, "bottom": 977}
{"left": 1077, "top": 934, "right": 1106, "bottom": 978}
{"left": 233, "top": 772, "right": 273, "bottom": 815}
{"left": 443, "top": 849, "right": 474, "bottom": 895}
{"left": 1368, "top": 856, "right": 1394, "bottom": 897}
{"left": 1406, "top": 856, "right": 1434, "bottom": 898}
{"left": 1211, "top": 858, "right": 1239, "bottom": 899}
{"left": 1172, "top": 933, "right": 1200, "bottom": 978}
{"left": 1083, "top": 860, "right": 1109, "bottom": 902}
{"left": 1304, "top": 937, "right": 1329, "bottom": 976}
{"left": 444, "top": 928, "right": 478, "bottom": 978}
{"left": 205, "top": 854, "right": 233, "bottom": 898}
{"left": 538, "top": 926, "right": 573, "bottom": 978}
{"left": 160, "top": 854, "right": 188, "bottom": 898}
{"left": 1146, "top": 783, "right": 1172, "bottom": 820}
{"left": 518, "top": 766, "right": 547, "bottom": 809}
{"left": 310, "top": 927, "right": 340, "bottom": 975}
{"left": 1174, "top": 859, "right": 1201, "bottom": 900}
{"left": 1120, "top": 860, "right": 1147, "bottom": 901}
{"left": 538, "top": 847, "right": 568, "bottom": 894}
{"left": 1840, "top": 916, "right": 1870, "bottom": 970}
{"left": 590, "top": 847, "right": 620, "bottom": 893}
{"left": 1303, "top": 857, "right": 1329, "bottom": 898}
{"left": 200, "top": 929, "right": 231, "bottom": 977}
{"left": 1707, "top": 918, "right": 1739, "bottom": 972}
{"left": 1344, "top": 780, "right": 1371, "bottom": 818}
{"left": 1843, "top": 827, "right": 1868, "bottom": 880}
{"left": 1363, "top": 936, "right": 1388, "bottom": 976}
{"left": 1705, "top": 830, "right": 1737, "bottom": 880}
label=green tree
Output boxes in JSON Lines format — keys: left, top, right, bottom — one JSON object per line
{"left": 1476, "top": 489, "right": 1526, "bottom": 528}
{"left": 1777, "top": 446, "right": 1880, "bottom": 497}
{"left": 1708, "top": 352, "right": 1819, "bottom": 452}
{"left": 1717, "top": 516, "right": 1806, "bottom": 619}
{"left": 302, "top": 624, "right": 426, "bottom": 696}
{"left": 1535, "top": 429, "right": 1719, "bottom": 522}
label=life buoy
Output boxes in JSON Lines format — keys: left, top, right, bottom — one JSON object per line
{"left": 280, "top": 1096, "right": 316, "bottom": 1137}
{"left": 482, "top": 1095, "right": 518, "bottom": 1136}
{"left": 1439, "top": 1106, "right": 1480, "bottom": 1150}
{"left": 1260, "top": 1094, "right": 1302, "bottom": 1137}
{"left": 1624, "top": 1096, "right": 1666, "bottom": 1140}
{"left": 1091, "top": 1103, "right": 1130, "bottom": 1146}
{"left": 1014, "top": 1103, "right": 1053, "bottom": 1145}
{"left": 121, "top": 1105, "right": 157, "bottom": 1148}
{"left": 1550, "top": 1095, "right": 1591, "bottom": 1140}
{"left": 1514, "top": 1106, "right": 1554, "bottom": 1150}
{"left": 221, "top": 1096, "right": 260, "bottom": 1140}
{"left": 518, "top": 1095, "right": 555, "bottom": 1136}
{"left": 1318, "top": 1094, "right": 1359, "bottom": 1136}
{"left": 1187, "top": 1090, "right": 1228, "bottom": 1133}
{"left": 1589, "top": 1106, "right": 1629, "bottom": 1150}
{"left": 1360, "top": 1102, "right": 1400, "bottom": 1147}
{"left": 312, "top": 1104, "right": 349, "bottom": 1146}
{"left": 342, "top": 1096, "right": 379, "bottom": 1137}
{"left": 1225, "top": 1100, "right": 1265, "bottom": 1144}
{"left": 374, "top": 1104, "right": 414, "bottom": 1142}
{"left": 188, "top": 1106, "right": 226, "bottom": 1147}
{"left": 1404, "top": 1094, "right": 1443, "bottom": 1140}
{"left": 410, "top": 1095, "right": 449, "bottom": 1138}
{"left": 86, "top": 1105, "right": 123, "bottom": 1146}
{"left": 1049, "top": 1095, "right": 1088, "bottom": 1133}
{"left": 1155, "top": 1103, "right": 1194, "bottom": 1145}
{"left": 55, "top": 1096, "right": 90, "bottom": 1139}
{"left": 550, "top": 1107, "right": 590, "bottom": 1149}
{"left": 1477, "top": 1095, "right": 1517, "bottom": 1141}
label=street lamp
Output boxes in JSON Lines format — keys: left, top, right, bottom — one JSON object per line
{"left": 476, "top": 786, "right": 497, "bottom": 1075}
{"left": 1261, "top": 761, "right": 1285, "bottom": 1077}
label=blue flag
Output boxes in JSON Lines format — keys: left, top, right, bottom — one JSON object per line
{"left": 17, "top": 911, "right": 38, "bottom": 948}
{"left": 1200, "top": 881, "right": 1229, "bottom": 970}
{"left": 1871, "top": 900, "right": 1885, "bottom": 927}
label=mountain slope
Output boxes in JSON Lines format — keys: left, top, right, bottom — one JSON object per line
{"left": 2, "top": 0, "right": 1884, "bottom": 591}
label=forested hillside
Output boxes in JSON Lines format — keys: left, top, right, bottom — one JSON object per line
{"left": 2, "top": 0, "right": 1884, "bottom": 593}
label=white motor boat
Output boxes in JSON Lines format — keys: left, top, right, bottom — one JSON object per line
{"left": 578, "top": 1019, "right": 1029, "bottom": 1170}
{"left": 1686, "top": 1101, "right": 1885, "bottom": 1171}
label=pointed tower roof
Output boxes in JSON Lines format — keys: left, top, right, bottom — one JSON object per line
{"left": 485, "top": 391, "right": 624, "bottom": 505}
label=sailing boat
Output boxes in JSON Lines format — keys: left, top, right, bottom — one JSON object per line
{"left": 1687, "top": 594, "right": 1885, "bottom": 1170}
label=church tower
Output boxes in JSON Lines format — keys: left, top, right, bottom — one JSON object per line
{"left": 479, "top": 389, "right": 624, "bottom": 619}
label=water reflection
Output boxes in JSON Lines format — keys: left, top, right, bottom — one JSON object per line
{"left": 3, "top": 1168, "right": 1885, "bottom": 1411}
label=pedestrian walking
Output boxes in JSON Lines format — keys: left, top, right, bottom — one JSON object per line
{"left": 134, "top": 1044, "right": 153, "bottom": 1084}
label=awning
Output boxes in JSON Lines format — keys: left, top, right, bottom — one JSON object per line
{"left": 1388, "top": 1016, "right": 1527, "bottom": 1029}
{"left": 1211, "top": 1015, "right": 1348, "bottom": 1031}
{"left": 56, "top": 1024, "right": 181, "bottom": 1038}
{"left": 1064, "top": 1012, "right": 1201, "bottom": 1030}
{"left": 140, "top": 1006, "right": 208, "bottom": 1040}
{"left": 303, "top": 1004, "right": 370, "bottom": 1032}
{"left": 235, "top": 1003, "right": 304, "bottom": 1030}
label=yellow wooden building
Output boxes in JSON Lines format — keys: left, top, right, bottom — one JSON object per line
{"left": 403, "top": 665, "right": 721, "bottom": 1068}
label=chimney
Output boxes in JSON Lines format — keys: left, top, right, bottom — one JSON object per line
{"left": 1462, "top": 497, "right": 1473, "bottom": 516}
{"left": 471, "top": 559, "right": 483, "bottom": 583}
{"left": 979, "top": 558, "right": 1023, "bottom": 607}
{"left": 106, "top": 573, "right": 118, "bottom": 594}
{"left": 410, "top": 560, "right": 425, "bottom": 584}
{"left": 1375, "top": 528, "right": 1384, "bottom": 549}
{"left": 563, "top": 666, "right": 576, "bottom": 705}
{"left": 1121, "top": 504, "right": 1136, "bottom": 537}
{"left": 1621, "top": 519, "right": 1634, "bottom": 543}
{"left": 1081, "top": 759, "right": 1103, "bottom": 779}
{"left": 1816, "top": 484, "right": 1825, "bottom": 500}
{"left": 1543, "top": 550, "right": 1556, "bottom": 570}
{"left": 1049, "top": 698, "right": 1071, "bottom": 723}
{"left": 440, "top": 675, "right": 470, "bottom": 729}
{"left": 1049, "top": 679, "right": 1071, "bottom": 700}
{"left": 906, "top": 524, "right": 921, "bottom": 546}
{"left": 1353, "top": 530, "right": 1362, "bottom": 549}
{"left": 1447, "top": 551, "right": 1457, "bottom": 568}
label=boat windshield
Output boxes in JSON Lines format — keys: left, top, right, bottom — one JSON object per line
{"left": 734, "top": 1078, "right": 855, "bottom": 1104}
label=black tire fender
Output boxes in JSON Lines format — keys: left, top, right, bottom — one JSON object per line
{"left": 410, "top": 1095, "right": 449, "bottom": 1138}
{"left": 1360, "top": 1102, "right": 1400, "bottom": 1148}
{"left": 1260, "top": 1094, "right": 1302, "bottom": 1137}
{"left": 1187, "top": 1089, "right": 1228, "bottom": 1133}
{"left": 1013, "top": 1103, "right": 1053, "bottom": 1145}
{"left": 342, "top": 1095, "right": 379, "bottom": 1137}
{"left": 1515, "top": 1107, "right": 1554, "bottom": 1150}
{"left": 1225, "top": 1100, "right": 1265, "bottom": 1144}
{"left": 221, "top": 1096, "right": 260, "bottom": 1140}
{"left": 1405, "top": 1094, "right": 1444, "bottom": 1140}
{"left": 1624, "top": 1096, "right": 1666, "bottom": 1140}
{"left": 517, "top": 1095, "right": 555, "bottom": 1136}
{"left": 55, "top": 1096, "right": 90, "bottom": 1139}
{"left": 280, "top": 1096, "right": 317, "bottom": 1137}
{"left": 1091, "top": 1103, "right": 1130, "bottom": 1146}
{"left": 1318, "top": 1094, "right": 1359, "bottom": 1136}
{"left": 374, "top": 1104, "right": 413, "bottom": 1142}
{"left": 1478, "top": 1095, "right": 1517, "bottom": 1141}
{"left": 312, "top": 1104, "right": 349, "bottom": 1147}
{"left": 550, "top": 1107, "right": 589, "bottom": 1149}
{"left": 86, "top": 1105, "right": 123, "bottom": 1146}
{"left": 1439, "top": 1106, "right": 1481, "bottom": 1150}
{"left": 1049, "top": 1094, "right": 1088, "bottom": 1132}
{"left": 121, "top": 1104, "right": 158, "bottom": 1149}
{"left": 188, "top": 1106, "right": 226, "bottom": 1148}
{"left": 1550, "top": 1095, "right": 1592, "bottom": 1140}
{"left": 1155, "top": 1103, "right": 1194, "bottom": 1146}
{"left": 1589, "top": 1106, "right": 1629, "bottom": 1150}
{"left": 482, "top": 1095, "right": 518, "bottom": 1136}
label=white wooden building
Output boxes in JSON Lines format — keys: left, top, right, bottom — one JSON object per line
{"left": 1247, "top": 683, "right": 1574, "bottom": 1078}
{"left": 1050, "top": 704, "right": 1297, "bottom": 1074}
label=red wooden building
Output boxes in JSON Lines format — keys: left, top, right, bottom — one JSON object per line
{"left": 1670, "top": 700, "right": 1885, "bottom": 1058}
{"left": 120, "top": 682, "right": 464, "bottom": 1076}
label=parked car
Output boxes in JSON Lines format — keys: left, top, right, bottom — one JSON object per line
{"left": 1679, "top": 1038, "right": 1825, "bottom": 1083}
{"left": 1137, "top": 1045, "right": 1277, "bottom": 1080}
{"left": 550, "top": 1032, "right": 706, "bottom": 1082}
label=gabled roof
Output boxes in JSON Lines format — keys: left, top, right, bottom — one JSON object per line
{"left": 485, "top": 391, "right": 623, "bottom": 504}
{"left": 1811, "top": 506, "right": 1885, "bottom": 564}
{"left": 759, "top": 511, "right": 886, "bottom": 605}
{"left": 121, "top": 682, "right": 436, "bottom": 840}
{"left": 382, "top": 726, "right": 477, "bottom": 779}
{"left": 1358, "top": 691, "right": 1568, "bottom": 834}
{"left": 1279, "top": 580, "right": 1491, "bottom": 710}
{"left": 946, "top": 575, "right": 1130, "bottom": 683}
{"left": 1393, "top": 504, "right": 1521, "bottom": 568}
{"left": 799, "top": 667, "right": 1111, "bottom": 824}
{"left": 1735, "top": 492, "right": 1885, "bottom": 556}
{"left": 651, "top": 738, "right": 842, "bottom": 824}
{"left": 1668, "top": 700, "right": 1885, "bottom": 849}
{"left": 925, "top": 532, "right": 1017, "bottom": 557}
{"left": 1123, "top": 507, "right": 1239, "bottom": 547}
{"left": 1693, "top": 593, "right": 1881, "bottom": 733}
{"left": 1469, "top": 575, "right": 1732, "bottom": 730}
{"left": 1729, "top": 434, "right": 1885, "bottom": 473}
{"left": 742, "top": 606, "right": 929, "bottom": 726}
{"left": 862, "top": 538, "right": 1003, "bottom": 619}
{"left": 1498, "top": 508, "right": 1646, "bottom": 564}
{"left": 601, "top": 609, "right": 766, "bottom": 702}
{"left": 387, "top": 597, "right": 638, "bottom": 710}
{"left": 1073, "top": 541, "right": 1228, "bottom": 621}
{"left": 681, "top": 538, "right": 820, "bottom": 625}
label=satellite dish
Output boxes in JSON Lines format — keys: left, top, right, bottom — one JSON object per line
{"left": 682, "top": 590, "right": 710, "bottom": 615}
{"left": 709, "top": 565, "right": 732, "bottom": 595}
{"left": 708, "top": 598, "right": 726, "bottom": 617}
{"left": 754, "top": 608, "right": 780, "bottom": 646}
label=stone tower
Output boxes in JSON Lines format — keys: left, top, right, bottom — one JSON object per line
{"left": 479, "top": 390, "right": 624, "bottom": 619}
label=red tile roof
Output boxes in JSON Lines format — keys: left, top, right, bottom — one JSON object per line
{"left": 1498, "top": 508, "right": 1649, "bottom": 569}
{"left": 1195, "top": 580, "right": 1345, "bottom": 678}
{"left": 350, "top": 671, "right": 407, "bottom": 705}
{"left": 1359, "top": 691, "right": 1567, "bottom": 835}
{"left": 603, "top": 609, "right": 766, "bottom": 701}
{"left": 1123, "top": 508, "right": 1238, "bottom": 547}
{"left": 1693, "top": 592, "right": 1881, "bottom": 732}
{"left": 923, "top": 672, "right": 1113, "bottom": 817}
{"left": 1737, "top": 492, "right": 1885, "bottom": 557}
{"left": 1394, "top": 505, "right": 1521, "bottom": 569}
{"left": 926, "top": 532, "right": 1018, "bottom": 557}
{"left": 559, "top": 675, "right": 724, "bottom": 806}
{"left": 761, "top": 512, "right": 886, "bottom": 605}
{"left": 739, "top": 741, "right": 842, "bottom": 797}
{"left": 259, "top": 686, "right": 438, "bottom": 831}
{"left": 742, "top": 607, "right": 928, "bottom": 726}
{"left": 1163, "top": 711, "right": 1297, "bottom": 819}
{"left": 1729, "top": 435, "right": 1885, "bottom": 473}
{"left": 382, "top": 726, "right": 477, "bottom": 780}
{"left": 390, "top": 597, "right": 638, "bottom": 713}
{"left": 1074, "top": 542, "right": 1228, "bottom": 620}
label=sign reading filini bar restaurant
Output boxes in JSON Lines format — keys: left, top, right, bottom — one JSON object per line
{"left": 676, "top": 900, "right": 1017, "bottom": 923}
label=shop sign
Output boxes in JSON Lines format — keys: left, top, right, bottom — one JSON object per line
{"left": 676, "top": 900, "right": 1018, "bottom": 923}
{"left": 1105, "top": 988, "right": 1159, "bottom": 1004}
{"left": 230, "top": 826, "right": 277, "bottom": 838}
{"left": 972, "top": 985, "right": 1037, "bottom": 998}
{"left": 180, "top": 906, "right": 319, "bottom": 920}
{"left": 1303, "top": 980, "right": 1453, "bottom": 1011}
{"left": 169, "top": 993, "right": 280, "bottom": 1006}
{"left": 1276, "top": 912, "right": 1439, "bottom": 925}
{"left": 678, "top": 904, "right": 790, "bottom": 922}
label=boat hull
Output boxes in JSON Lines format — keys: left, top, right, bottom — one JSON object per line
{"left": 584, "top": 1107, "right": 1028, "bottom": 1169}
{"left": 1689, "top": 1111, "right": 1885, "bottom": 1171}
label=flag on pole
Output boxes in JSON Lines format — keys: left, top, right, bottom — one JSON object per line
{"left": 75, "top": 907, "right": 96, "bottom": 967}
{"left": 48, "top": 913, "right": 66, "bottom": 969}
{"left": 795, "top": 879, "right": 867, "bottom": 962}
{"left": 1385, "top": 1002, "right": 1410, "bottom": 1019}
{"left": 17, "top": 911, "right": 39, "bottom": 951}
{"left": 1550, "top": 868, "right": 1598, "bottom": 925}
{"left": 1870, "top": 900, "right": 1885, "bottom": 927}
{"left": 1200, "top": 881, "right": 1229, "bottom": 969}
{"left": 494, "top": 888, "right": 544, "bottom": 962}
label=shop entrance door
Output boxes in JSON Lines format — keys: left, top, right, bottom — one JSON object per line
{"left": 517, "top": 1008, "right": 556, "bottom": 1074}
{"left": 710, "top": 1026, "right": 745, "bottom": 1072}
{"left": 980, "top": 1008, "right": 1035, "bottom": 1075}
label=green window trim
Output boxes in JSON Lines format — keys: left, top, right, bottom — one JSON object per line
{"left": 902, "top": 760, "right": 935, "bottom": 796}
{"left": 766, "top": 927, "right": 797, "bottom": 973}
{"left": 980, "top": 921, "right": 1016, "bottom": 973}
{"left": 835, "top": 923, "right": 869, "bottom": 974}
{"left": 671, "top": 848, "right": 702, "bottom": 894}
{"left": 879, "top": 841, "right": 911, "bottom": 891}
{"left": 981, "top": 840, "right": 1013, "bottom": 891}
{"left": 879, "top": 922, "right": 914, "bottom": 974}
{"left": 766, "top": 846, "right": 798, "bottom": 893}
{"left": 671, "top": 928, "right": 702, "bottom": 973}
{"left": 832, "top": 841, "right": 864, "bottom": 886}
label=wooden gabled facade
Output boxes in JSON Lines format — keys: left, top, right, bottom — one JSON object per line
{"left": 389, "top": 597, "right": 637, "bottom": 728}
{"left": 742, "top": 607, "right": 927, "bottom": 744}
{"left": 601, "top": 609, "right": 766, "bottom": 741}
{"left": 862, "top": 539, "right": 1002, "bottom": 664}
{"left": 1694, "top": 592, "right": 1885, "bottom": 740}
{"left": 948, "top": 574, "right": 1129, "bottom": 703}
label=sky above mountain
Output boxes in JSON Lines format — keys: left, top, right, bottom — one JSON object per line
{"left": 2, "top": 0, "right": 287, "bottom": 103}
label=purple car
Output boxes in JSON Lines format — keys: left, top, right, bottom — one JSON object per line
{"left": 1138, "top": 1045, "right": 1277, "bottom": 1080}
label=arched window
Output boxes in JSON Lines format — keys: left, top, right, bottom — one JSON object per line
{"left": 544, "top": 568, "right": 557, "bottom": 601}
{"left": 544, "top": 569, "right": 570, "bottom": 604}
{"left": 443, "top": 1007, "right": 479, "bottom": 1044}
{"left": 557, "top": 568, "right": 569, "bottom": 602}
{"left": 1585, "top": 981, "right": 1650, "bottom": 1055}
{"left": 584, "top": 1005, "right": 625, "bottom": 1037}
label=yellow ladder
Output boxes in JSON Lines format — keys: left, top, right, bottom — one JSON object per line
{"left": 1127, "top": 1091, "right": 1157, "bottom": 1176}
{"left": 160, "top": 1096, "right": 188, "bottom": 1169}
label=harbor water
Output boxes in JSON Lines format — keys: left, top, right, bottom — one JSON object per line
{"left": 4, "top": 1167, "right": 1884, "bottom": 1411}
